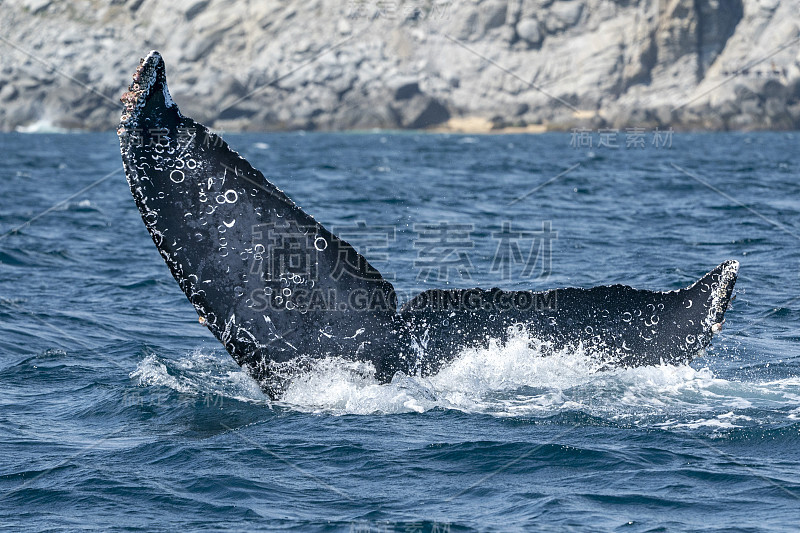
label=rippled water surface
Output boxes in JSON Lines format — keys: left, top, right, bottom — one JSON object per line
{"left": 1, "top": 131, "right": 799, "bottom": 532}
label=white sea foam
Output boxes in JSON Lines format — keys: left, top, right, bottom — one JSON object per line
{"left": 132, "top": 332, "right": 800, "bottom": 426}
{"left": 131, "top": 350, "right": 270, "bottom": 404}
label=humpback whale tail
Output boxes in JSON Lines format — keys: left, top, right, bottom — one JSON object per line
{"left": 118, "top": 51, "right": 739, "bottom": 399}
{"left": 690, "top": 259, "right": 739, "bottom": 332}
{"left": 398, "top": 259, "right": 739, "bottom": 372}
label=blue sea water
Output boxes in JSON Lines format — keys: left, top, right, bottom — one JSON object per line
{"left": 0, "top": 130, "right": 799, "bottom": 532}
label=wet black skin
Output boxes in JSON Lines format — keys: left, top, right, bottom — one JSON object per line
{"left": 119, "top": 52, "right": 739, "bottom": 399}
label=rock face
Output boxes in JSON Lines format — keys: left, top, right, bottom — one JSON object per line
{"left": 0, "top": 0, "right": 799, "bottom": 131}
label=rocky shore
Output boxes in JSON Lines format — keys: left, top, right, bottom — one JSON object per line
{"left": 1, "top": 0, "right": 799, "bottom": 132}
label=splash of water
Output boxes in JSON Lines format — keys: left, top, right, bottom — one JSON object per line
{"left": 132, "top": 332, "right": 800, "bottom": 428}
{"left": 131, "top": 349, "right": 270, "bottom": 404}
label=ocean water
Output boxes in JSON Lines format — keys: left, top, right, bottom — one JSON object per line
{"left": 0, "top": 131, "right": 799, "bottom": 532}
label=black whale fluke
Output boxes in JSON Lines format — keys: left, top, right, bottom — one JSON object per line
{"left": 118, "top": 51, "right": 739, "bottom": 399}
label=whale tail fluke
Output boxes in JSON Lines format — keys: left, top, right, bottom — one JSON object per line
{"left": 683, "top": 259, "right": 739, "bottom": 338}
{"left": 119, "top": 51, "right": 406, "bottom": 399}
{"left": 399, "top": 260, "right": 740, "bottom": 371}
{"left": 118, "top": 51, "right": 740, "bottom": 399}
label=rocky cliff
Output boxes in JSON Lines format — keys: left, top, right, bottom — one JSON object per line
{"left": 1, "top": 0, "right": 799, "bottom": 132}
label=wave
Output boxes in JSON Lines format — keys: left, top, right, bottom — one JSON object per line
{"left": 132, "top": 331, "right": 800, "bottom": 428}
{"left": 131, "top": 350, "right": 270, "bottom": 405}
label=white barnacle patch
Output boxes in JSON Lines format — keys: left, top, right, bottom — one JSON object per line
{"left": 705, "top": 261, "right": 739, "bottom": 329}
